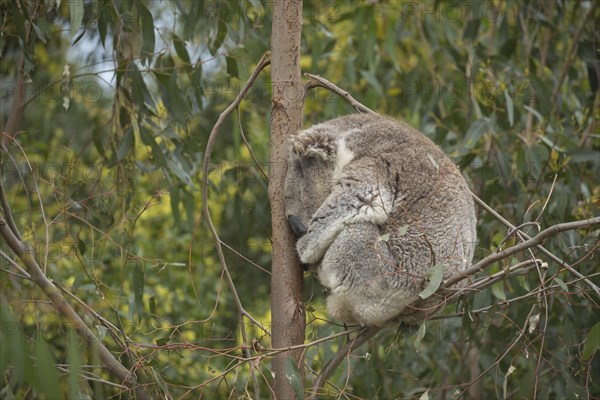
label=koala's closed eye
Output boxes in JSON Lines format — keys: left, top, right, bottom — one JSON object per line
{"left": 283, "top": 114, "right": 477, "bottom": 327}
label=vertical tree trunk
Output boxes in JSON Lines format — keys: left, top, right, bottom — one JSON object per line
{"left": 269, "top": 0, "right": 305, "bottom": 399}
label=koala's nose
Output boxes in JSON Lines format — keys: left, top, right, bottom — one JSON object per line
{"left": 287, "top": 215, "right": 308, "bottom": 237}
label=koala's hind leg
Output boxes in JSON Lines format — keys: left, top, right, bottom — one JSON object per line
{"left": 318, "top": 223, "right": 418, "bottom": 327}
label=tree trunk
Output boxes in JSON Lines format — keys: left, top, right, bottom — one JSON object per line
{"left": 269, "top": 0, "right": 305, "bottom": 399}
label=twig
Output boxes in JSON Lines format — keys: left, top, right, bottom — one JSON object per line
{"left": 201, "top": 51, "right": 271, "bottom": 400}
{"left": 304, "top": 73, "right": 378, "bottom": 115}
{"left": 460, "top": 306, "right": 537, "bottom": 397}
{"left": 443, "top": 216, "right": 600, "bottom": 289}
{"left": 236, "top": 108, "right": 268, "bottom": 181}
{"left": 0, "top": 250, "right": 30, "bottom": 278}
{"left": 0, "top": 172, "right": 22, "bottom": 240}
{"left": 308, "top": 326, "right": 381, "bottom": 400}
{"left": 472, "top": 194, "right": 600, "bottom": 298}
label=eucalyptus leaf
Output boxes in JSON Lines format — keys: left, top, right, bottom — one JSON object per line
{"left": 419, "top": 264, "right": 444, "bottom": 299}
{"left": 285, "top": 357, "right": 304, "bottom": 399}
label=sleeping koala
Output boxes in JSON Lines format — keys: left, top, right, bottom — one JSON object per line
{"left": 284, "top": 114, "right": 476, "bottom": 327}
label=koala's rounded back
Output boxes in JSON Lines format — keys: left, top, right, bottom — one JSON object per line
{"left": 284, "top": 114, "right": 477, "bottom": 326}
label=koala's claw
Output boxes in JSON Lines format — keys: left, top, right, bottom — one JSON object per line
{"left": 288, "top": 215, "right": 308, "bottom": 237}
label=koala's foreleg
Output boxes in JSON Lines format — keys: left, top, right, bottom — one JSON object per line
{"left": 296, "top": 162, "right": 394, "bottom": 264}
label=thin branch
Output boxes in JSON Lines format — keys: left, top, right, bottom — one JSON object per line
{"left": 304, "top": 73, "right": 378, "bottom": 115}
{"left": 0, "top": 170, "right": 22, "bottom": 240}
{"left": 472, "top": 194, "right": 600, "bottom": 297}
{"left": 308, "top": 326, "right": 381, "bottom": 400}
{"left": 459, "top": 306, "right": 537, "bottom": 397}
{"left": 444, "top": 216, "right": 600, "bottom": 288}
{"left": 236, "top": 108, "right": 268, "bottom": 181}
{"left": 0, "top": 250, "right": 30, "bottom": 278}
{"left": 201, "top": 51, "right": 271, "bottom": 400}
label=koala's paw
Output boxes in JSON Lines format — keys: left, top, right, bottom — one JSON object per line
{"left": 290, "top": 131, "right": 336, "bottom": 160}
{"left": 288, "top": 215, "right": 307, "bottom": 237}
{"left": 296, "top": 234, "right": 324, "bottom": 264}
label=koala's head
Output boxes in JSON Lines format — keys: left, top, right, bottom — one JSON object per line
{"left": 284, "top": 129, "right": 338, "bottom": 236}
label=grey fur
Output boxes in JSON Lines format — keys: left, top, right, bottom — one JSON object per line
{"left": 284, "top": 114, "right": 477, "bottom": 327}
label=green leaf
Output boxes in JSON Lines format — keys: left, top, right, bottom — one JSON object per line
{"left": 226, "top": 56, "right": 239, "bottom": 78}
{"left": 582, "top": 322, "right": 600, "bottom": 361}
{"left": 133, "top": 263, "right": 145, "bottom": 321}
{"left": 491, "top": 281, "right": 506, "bottom": 302}
{"left": 419, "top": 264, "right": 444, "bottom": 299}
{"left": 69, "top": 0, "right": 84, "bottom": 40}
{"left": 33, "top": 338, "right": 61, "bottom": 400}
{"left": 183, "top": 189, "right": 196, "bottom": 232}
{"left": 170, "top": 185, "right": 181, "bottom": 227}
{"left": 504, "top": 89, "right": 514, "bottom": 127}
{"left": 116, "top": 127, "right": 134, "bottom": 162}
{"left": 413, "top": 322, "right": 426, "bottom": 352}
{"left": 527, "top": 76, "right": 550, "bottom": 117}
{"left": 553, "top": 277, "right": 568, "bottom": 292}
{"left": 139, "top": 4, "right": 155, "bottom": 63}
{"left": 173, "top": 33, "right": 191, "bottom": 68}
{"left": 98, "top": 8, "right": 108, "bottom": 48}
{"left": 462, "top": 118, "right": 488, "bottom": 153}
{"left": 398, "top": 225, "right": 409, "bottom": 236}
{"left": 360, "top": 70, "right": 384, "bottom": 97}
{"left": 140, "top": 125, "right": 167, "bottom": 167}
{"left": 211, "top": 20, "right": 228, "bottom": 53}
{"left": 96, "top": 325, "right": 107, "bottom": 341}
{"left": 67, "top": 337, "right": 82, "bottom": 400}
{"left": 378, "top": 233, "right": 390, "bottom": 241}
{"left": 463, "top": 18, "right": 481, "bottom": 41}
{"left": 285, "top": 356, "right": 304, "bottom": 399}
{"left": 523, "top": 105, "right": 544, "bottom": 123}
{"left": 152, "top": 367, "right": 173, "bottom": 398}
{"left": 191, "top": 65, "right": 204, "bottom": 107}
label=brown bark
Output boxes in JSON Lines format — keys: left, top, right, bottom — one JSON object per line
{"left": 269, "top": 0, "right": 306, "bottom": 398}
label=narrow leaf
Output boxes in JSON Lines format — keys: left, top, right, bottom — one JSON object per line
{"left": 133, "top": 263, "right": 145, "bottom": 321}
{"left": 69, "top": 0, "right": 84, "bottom": 40}
{"left": 413, "top": 322, "right": 427, "bottom": 352}
{"left": 398, "top": 225, "right": 409, "bottom": 236}
{"left": 419, "top": 264, "right": 444, "bottom": 299}
{"left": 285, "top": 357, "right": 304, "bottom": 399}
{"left": 554, "top": 277, "right": 568, "bottom": 292}
{"left": 504, "top": 89, "right": 514, "bottom": 127}
{"left": 378, "top": 233, "right": 390, "bottom": 241}
{"left": 139, "top": 5, "right": 155, "bottom": 63}
{"left": 582, "top": 322, "right": 600, "bottom": 361}
{"left": 33, "top": 338, "right": 61, "bottom": 400}
{"left": 491, "top": 281, "right": 507, "bottom": 302}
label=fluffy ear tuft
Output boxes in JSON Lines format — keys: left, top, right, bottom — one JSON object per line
{"left": 290, "top": 131, "right": 336, "bottom": 160}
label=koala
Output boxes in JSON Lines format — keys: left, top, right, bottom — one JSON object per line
{"left": 284, "top": 114, "right": 477, "bottom": 327}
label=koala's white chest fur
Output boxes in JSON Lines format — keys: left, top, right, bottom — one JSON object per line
{"left": 284, "top": 114, "right": 477, "bottom": 327}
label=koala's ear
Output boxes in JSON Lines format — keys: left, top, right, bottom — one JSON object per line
{"left": 290, "top": 131, "right": 336, "bottom": 161}
{"left": 288, "top": 215, "right": 308, "bottom": 237}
